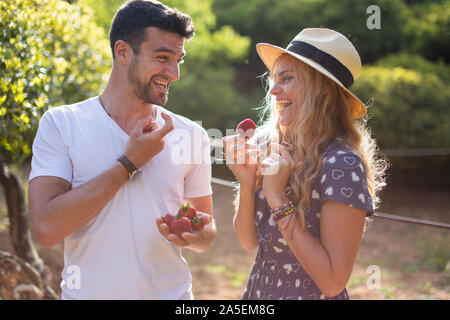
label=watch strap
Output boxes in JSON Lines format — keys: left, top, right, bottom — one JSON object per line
{"left": 117, "top": 154, "right": 139, "bottom": 178}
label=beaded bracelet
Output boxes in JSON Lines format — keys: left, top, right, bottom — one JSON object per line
{"left": 270, "top": 201, "right": 297, "bottom": 222}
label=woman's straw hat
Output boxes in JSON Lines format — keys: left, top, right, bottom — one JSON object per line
{"left": 256, "top": 28, "right": 366, "bottom": 118}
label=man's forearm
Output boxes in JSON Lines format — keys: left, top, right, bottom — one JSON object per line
{"left": 33, "top": 162, "right": 129, "bottom": 247}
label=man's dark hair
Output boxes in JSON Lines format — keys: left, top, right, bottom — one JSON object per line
{"left": 109, "top": 0, "right": 194, "bottom": 58}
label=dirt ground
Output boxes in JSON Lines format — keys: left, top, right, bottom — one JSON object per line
{"left": 0, "top": 183, "right": 449, "bottom": 300}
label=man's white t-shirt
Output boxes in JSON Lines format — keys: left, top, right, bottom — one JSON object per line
{"left": 29, "top": 96, "right": 212, "bottom": 299}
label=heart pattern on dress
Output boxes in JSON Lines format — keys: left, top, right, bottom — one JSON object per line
{"left": 274, "top": 246, "right": 283, "bottom": 253}
{"left": 358, "top": 193, "right": 365, "bottom": 203}
{"left": 312, "top": 189, "right": 320, "bottom": 199}
{"left": 256, "top": 211, "right": 263, "bottom": 220}
{"left": 344, "top": 156, "right": 356, "bottom": 166}
{"left": 259, "top": 189, "right": 265, "bottom": 199}
{"left": 332, "top": 169, "right": 345, "bottom": 180}
{"left": 341, "top": 188, "right": 353, "bottom": 198}
{"left": 268, "top": 215, "right": 276, "bottom": 226}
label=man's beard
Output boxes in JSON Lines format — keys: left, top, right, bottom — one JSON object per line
{"left": 127, "top": 57, "right": 168, "bottom": 106}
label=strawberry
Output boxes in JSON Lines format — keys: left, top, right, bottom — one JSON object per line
{"left": 170, "top": 216, "right": 192, "bottom": 237}
{"left": 162, "top": 213, "right": 174, "bottom": 226}
{"left": 236, "top": 118, "right": 256, "bottom": 140}
{"left": 178, "top": 203, "right": 197, "bottom": 219}
{"left": 191, "top": 216, "right": 204, "bottom": 231}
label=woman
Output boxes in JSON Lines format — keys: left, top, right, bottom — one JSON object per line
{"left": 223, "top": 28, "right": 387, "bottom": 300}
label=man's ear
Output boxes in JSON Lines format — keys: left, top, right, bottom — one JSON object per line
{"left": 114, "top": 40, "right": 132, "bottom": 65}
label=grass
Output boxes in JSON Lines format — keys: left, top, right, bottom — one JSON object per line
{"left": 380, "top": 285, "right": 397, "bottom": 299}
{"left": 347, "top": 275, "right": 366, "bottom": 288}
{"left": 416, "top": 281, "right": 433, "bottom": 294}
{"left": 416, "top": 230, "right": 450, "bottom": 272}
{"left": 204, "top": 264, "right": 248, "bottom": 289}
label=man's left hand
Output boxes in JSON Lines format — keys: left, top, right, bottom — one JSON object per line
{"left": 156, "top": 211, "right": 213, "bottom": 248}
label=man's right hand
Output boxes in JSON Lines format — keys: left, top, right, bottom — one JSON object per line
{"left": 124, "top": 111, "right": 174, "bottom": 168}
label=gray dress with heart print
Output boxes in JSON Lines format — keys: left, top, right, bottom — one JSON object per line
{"left": 242, "top": 140, "right": 374, "bottom": 300}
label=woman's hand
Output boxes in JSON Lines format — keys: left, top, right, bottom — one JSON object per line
{"left": 261, "top": 143, "right": 296, "bottom": 207}
{"left": 223, "top": 135, "right": 260, "bottom": 189}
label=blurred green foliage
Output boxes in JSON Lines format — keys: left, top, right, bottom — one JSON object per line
{"left": 0, "top": 0, "right": 110, "bottom": 164}
{"left": 213, "top": 0, "right": 411, "bottom": 72}
{"left": 353, "top": 53, "right": 450, "bottom": 150}
{"left": 376, "top": 53, "right": 450, "bottom": 83}
{"left": 213, "top": 0, "right": 449, "bottom": 69}
{"left": 406, "top": 0, "right": 450, "bottom": 63}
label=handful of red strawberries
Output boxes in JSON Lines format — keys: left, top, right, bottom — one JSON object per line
{"left": 162, "top": 203, "right": 207, "bottom": 237}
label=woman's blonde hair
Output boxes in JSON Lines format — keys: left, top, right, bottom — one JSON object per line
{"left": 252, "top": 54, "right": 388, "bottom": 229}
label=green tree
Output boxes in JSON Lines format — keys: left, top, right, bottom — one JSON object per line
{"left": 0, "top": 0, "right": 110, "bottom": 298}
{"left": 353, "top": 54, "right": 450, "bottom": 150}
{"left": 213, "top": 0, "right": 412, "bottom": 87}
{"left": 83, "top": 0, "right": 120, "bottom": 34}
{"left": 406, "top": 0, "right": 450, "bottom": 63}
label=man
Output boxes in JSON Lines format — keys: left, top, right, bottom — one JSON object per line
{"left": 28, "top": 0, "right": 216, "bottom": 299}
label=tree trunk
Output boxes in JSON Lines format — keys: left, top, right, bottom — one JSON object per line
{"left": 0, "top": 159, "right": 44, "bottom": 277}
{"left": 0, "top": 159, "right": 59, "bottom": 299}
{"left": 0, "top": 250, "right": 44, "bottom": 300}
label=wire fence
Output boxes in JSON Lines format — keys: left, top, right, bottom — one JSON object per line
{"left": 211, "top": 138, "right": 450, "bottom": 158}
{"left": 380, "top": 148, "right": 450, "bottom": 157}
{"left": 210, "top": 177, "right": 450, "bottom": 230}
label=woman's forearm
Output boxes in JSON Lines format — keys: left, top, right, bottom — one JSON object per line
{"left": 233, "top": 186, "right": 258, "bottom": 252}
{"left": 266, "top": 194, "right": 346, "bottom": 297}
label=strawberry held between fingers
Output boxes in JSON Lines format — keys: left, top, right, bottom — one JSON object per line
{"left": 236, "top": 118, "right": 256, "bottom": 140}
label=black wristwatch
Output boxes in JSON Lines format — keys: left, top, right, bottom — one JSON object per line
{"left": 117, "top": 154, "right": 140, "bottom": 180}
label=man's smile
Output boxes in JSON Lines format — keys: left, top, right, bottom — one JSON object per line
{"left": 153, "top": 78, "right": 170, "bottom": 92}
